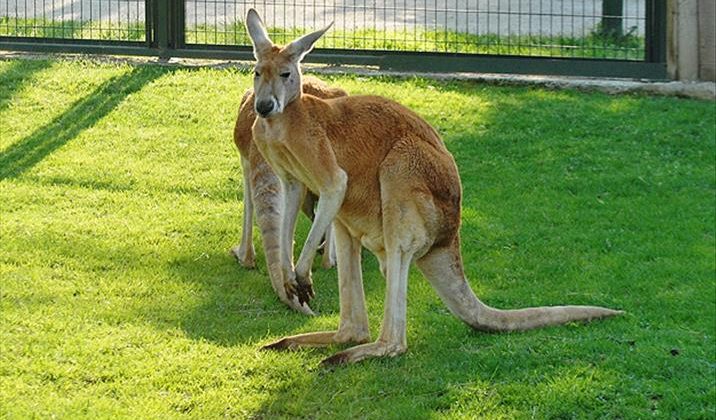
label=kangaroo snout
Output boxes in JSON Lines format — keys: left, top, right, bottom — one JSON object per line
{"left": 255, "top": 99, "right": 275, "bottom": 118}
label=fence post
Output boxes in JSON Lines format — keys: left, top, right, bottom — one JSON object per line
{"left": 600, "top": 0, "right": 624, "bottom": 37}
{"left": 173, "top": 0, "right": 186, "bottom": 50}
{"left": 145, "top": 0, "right": 153, "bottom": 47}
{"left": 645, "top": 0, "right": 667, "bottom": 63}
{"left": 151, "top": 0, "right": 183, "bottom": 58}
{"left": 154, "top": 0, "right": 171, "bottom": 58}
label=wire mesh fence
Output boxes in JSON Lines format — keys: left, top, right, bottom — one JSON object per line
{"left": 0, "top": 0, "right": 146, "bottom": 42}
{"left": 185, "top": 0, "right": 647, "bottom": 60}
{"left": 1, "top": 0, "right": 647, "bottom": 60}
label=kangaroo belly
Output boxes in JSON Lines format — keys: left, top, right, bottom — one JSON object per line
{"left": 336, "top": 209, "right": 384, "bottom": 253}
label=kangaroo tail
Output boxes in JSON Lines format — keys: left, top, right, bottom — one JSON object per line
{"left": 415, "top": 242, "right": 622, "bottom": 332}
{"left": 251, "top": 159, "right": 314, "bottom": 316}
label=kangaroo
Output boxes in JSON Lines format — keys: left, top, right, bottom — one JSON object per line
{"left": 231, "top": 77, "right": 346, "bottom": 315}
{"left": 245, "top": 9, "right": 622, "bottom": 365}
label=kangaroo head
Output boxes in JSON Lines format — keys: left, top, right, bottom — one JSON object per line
{"left": 245, "top": 9, "right": 332, "bottom": 119}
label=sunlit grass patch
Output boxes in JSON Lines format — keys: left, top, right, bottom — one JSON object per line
{"left": 0, "top": 58, "right": 714, "bottom": 418}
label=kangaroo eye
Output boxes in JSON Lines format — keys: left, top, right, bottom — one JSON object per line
{"left": 254, "top": 71, "right": 260, "bottom": 78}
{"left": 280, "top": 72, "right": 291, "bottom": 78}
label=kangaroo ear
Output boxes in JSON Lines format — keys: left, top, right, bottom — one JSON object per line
{"left": 245, "top": 8, "right": 273, "bottom": 59}
{"left": 282, "top": 22, "right": 333, "bottom": 62}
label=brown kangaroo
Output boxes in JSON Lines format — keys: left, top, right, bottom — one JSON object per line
{"left": 245, "top": 9, "right": 622, "bottom": 365}
{"left": 231, "top": 77, "right": 346, "bottom": 315}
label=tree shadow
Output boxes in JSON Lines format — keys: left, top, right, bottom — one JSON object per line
{"left": 0, "top": 65, "right": 167, "bottom": 180}
{"left": 26, "top": 171, "right": 239, "bottom": 201}
{"left": 0, "top": 59, "right": 53, "bottom": 113}
{"left": 152, "top": 209, "right": 364, "bottom": 345}
{"left": 159, "top": 250, "right": 323, "bottom": 345}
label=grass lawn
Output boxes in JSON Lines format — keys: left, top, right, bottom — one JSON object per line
{"left": 0, "top": 58, "right": 714, "bottom": 418}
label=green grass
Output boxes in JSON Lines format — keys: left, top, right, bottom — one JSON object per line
{"left": 1, "top": 17, "right": 644, "bottom": 60}
{"left": 187, "top": 24, "right": 644, "bottom": 60}
{"left": 1, "top": 58, "right": 714, "bottom": 418}
{"left": 0, "top": 17, "right": 145, "bottom": 42}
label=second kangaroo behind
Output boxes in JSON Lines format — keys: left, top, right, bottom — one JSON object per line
{"left": 232, "top": 77, "right": 345, "bottom": 315}
{"left": 245, "top": 8, "right": 622, "bottom": 365}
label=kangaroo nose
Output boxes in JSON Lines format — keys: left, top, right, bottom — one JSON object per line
{"left": 256, "top": 99, "right": 274, "bottom": 118}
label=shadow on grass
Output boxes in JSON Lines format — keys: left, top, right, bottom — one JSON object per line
{"left": 0, "top": 59, "right": 52, "bottom": 113}
{"left": 0, "top": 65, "right": 166, "bottom": 180}
{"left": 162, "top": 251, "right": 325, "bottom": 345}
{"left": 157, "top": 212, "right": 350, "bottom": 345}
{"left": 24, "top": 172, "right": 240, "bottom": 202}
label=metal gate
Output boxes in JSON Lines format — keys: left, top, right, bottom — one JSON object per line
{"left": 0, "top": 1, "right": 667, "bottom": 79}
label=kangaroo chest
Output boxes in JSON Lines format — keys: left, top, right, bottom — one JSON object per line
{"left": 252, "top": 120, "right": 318, "bottom": 192}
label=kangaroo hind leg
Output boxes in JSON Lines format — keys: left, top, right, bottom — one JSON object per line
{"left": 321, "top": 246, "right": 412, "bottom": 365}
{"left": 321, "top": 156, "right": 433, "bottom": 365}
{"left": 232, "top": 156, "right": 256, "bottom": 268}
{"left": 263, "top": 220, "right": 370, "bottom": 350}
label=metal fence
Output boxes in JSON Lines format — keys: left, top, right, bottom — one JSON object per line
{"left": 0, "top": 0, "right": 147, "bottom": 41}
{"left": 0, "top": 0, "right": 667, "bottom": 78}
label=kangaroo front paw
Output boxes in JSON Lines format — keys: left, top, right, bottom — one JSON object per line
{"left": 294, "top": 271, "right": 315, "bottom": 305}
{"left": 283, "top": 269, "right": 299, "bottom": 301}
{"left": 283, "top": 269, "right": 315, "bottom": 305}
{"left": 281, "top": 296, "right": 316, "bottom": 316}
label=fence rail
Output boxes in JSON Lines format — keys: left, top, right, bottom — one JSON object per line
{"left": 0, "top": 0, "right": 667, "bottom": 79}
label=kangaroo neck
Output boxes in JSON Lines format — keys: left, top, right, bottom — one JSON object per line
{"left": 255, "top": 95, "right": 306, "bottom": 140}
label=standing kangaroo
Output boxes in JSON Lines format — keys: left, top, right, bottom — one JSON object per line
{"left": 245, "top": 9, "right": 622, "bottom": 365}
{"left": 231, "top": 78, "right": 346, "bottom": 315}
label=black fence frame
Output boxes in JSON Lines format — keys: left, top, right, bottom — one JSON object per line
{"left": 0, "top": 0, "right": 668, "bottom": 79}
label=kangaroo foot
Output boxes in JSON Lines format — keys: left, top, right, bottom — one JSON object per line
{"left": 230, "top": 244, "right": 256, "bottom": 268}
{"left": 263, "top": 330, "right": 369, "bottom": 351}
{"left": 320, "top": 341, "right": 406, "bottom": 366}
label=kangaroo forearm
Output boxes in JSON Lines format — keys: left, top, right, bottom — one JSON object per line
{"left": 295, "top": 170, "right": 347, "bottom": 277}
{"left": 279, "top": 178, "right": 303, "bottom": 272}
